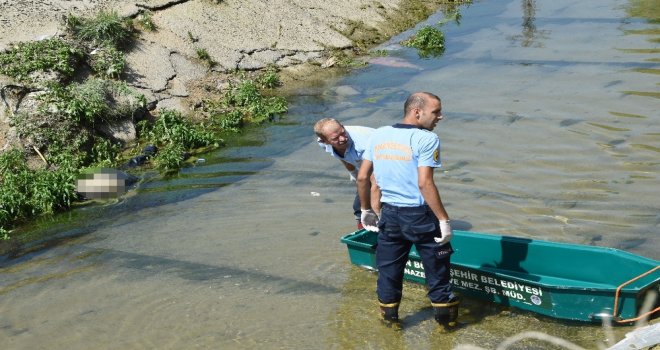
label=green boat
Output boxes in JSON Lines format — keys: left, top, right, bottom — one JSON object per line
{"left": 340, "top": 229, "right": 660, "bottom": 324}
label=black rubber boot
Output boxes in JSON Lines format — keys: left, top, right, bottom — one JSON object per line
{"left": 378, "top": 301, "right": 400, "bottom": 323}
{"left": 432, "top": 297, "right": 460, "bottom": 330}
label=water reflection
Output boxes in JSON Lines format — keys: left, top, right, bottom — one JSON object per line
{"left": 509, "top": 0, "right": 550, "bottom": 47}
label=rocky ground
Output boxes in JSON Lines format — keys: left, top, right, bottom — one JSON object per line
{"left": 0, "top": 0, "right": 449, "bottom": 154}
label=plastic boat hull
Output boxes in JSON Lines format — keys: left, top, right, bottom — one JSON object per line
{"left": 340, "top": 229, "right": 660, "bottom": 323}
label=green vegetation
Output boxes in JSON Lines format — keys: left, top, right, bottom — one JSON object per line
{"left": 187, "top": 31, "right": 198, "bottom": 43}
{"left": 402, "top": 25, "right": 446, "bottom": 58}
{"left": 66, "top": 10, "right": 134, "bottom": 47}
{"left": 0, "top": 10, "right": 288, "bottom": 239}
{"left": 258, "top": 66, "right": 281, "bottom": 89}
{"left": 88, "top": 44, "right": 126, "bottom": 78}
{"left": 196, "top": 48, "right": 215, "bottom": 67}
{"left": 0, "top": 38, "right": 83, "bottom": 82}
{"left": 200, "top": 72, "right": 288, "bottom": 133}
{"left": 136, "top": 11, "right": 156, "bottom": 32}
{"left": 138, "top": 109, "right": 216, "bottom": 171}
{"left": 399, "top": 3, "right": 470, "bottom": 58}
{"left": 0, "top": 149, "right": 79, "bottom": 239}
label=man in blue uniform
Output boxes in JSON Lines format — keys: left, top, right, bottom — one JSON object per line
{"left": 314, "top": 118, "right": 380, "bottom": 229}
{"left": 356, "top": 92, "right": 459, "bottom": 329}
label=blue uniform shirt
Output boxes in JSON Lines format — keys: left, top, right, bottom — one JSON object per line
{"left": 364, "top": 124, "right": 441, "bottom": 207}
{"left": 318, "top": 125, "right": 375, "bottom": 168}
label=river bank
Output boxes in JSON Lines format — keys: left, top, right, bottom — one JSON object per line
{"left": 0, "top": 0, "right": 456, "bottom": 122}
{"left": 0, "top": 0, "right": 462, "bottom": 240}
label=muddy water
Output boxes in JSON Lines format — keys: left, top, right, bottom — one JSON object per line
{"left": 1, "top": 0, "right": 658, "bottom": 349}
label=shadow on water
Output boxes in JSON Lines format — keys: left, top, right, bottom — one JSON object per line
{"left": 101, "top": 249, "right": 341, "bottom": 295}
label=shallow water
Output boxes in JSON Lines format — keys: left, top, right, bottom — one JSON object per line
{"left": 1, "top": 0, "right": 658, "bottom": 349}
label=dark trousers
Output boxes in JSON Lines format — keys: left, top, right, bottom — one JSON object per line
{"left": 352, "top": 192, "right": 361, "bottom": 220}
{"left": 376, "top": 203, "right": 454, "bottom": 304}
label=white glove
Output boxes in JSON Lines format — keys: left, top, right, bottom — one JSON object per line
{"left": 360, "top": 209, "right": 379, "bottom": 232}
{"left": 349, "top": 169, "right": 358, "bottom": 182}
{"left": 434, "top": 220, "right": 453, "bottom": 245}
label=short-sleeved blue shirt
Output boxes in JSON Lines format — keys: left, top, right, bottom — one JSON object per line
{"left": 363, "top": 124, "right": 441, "bottom": 206}
{"left": 318, "top": 125, "right": 374, "bottom": 168}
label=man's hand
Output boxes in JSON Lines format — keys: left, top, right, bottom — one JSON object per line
{"left": 360, "top": 209, "right": 379, "bottom": 232}
{"left": 349, "top": 169, "right": 358, "bottom": 182}
{"left": 434, "top": 220, "right": 453, "bottom": 245}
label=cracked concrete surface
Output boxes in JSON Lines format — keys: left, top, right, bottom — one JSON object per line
{"left": 0, "top": 0, "right": 410, "bottom": 112}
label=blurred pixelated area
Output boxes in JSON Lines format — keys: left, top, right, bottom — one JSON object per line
{"left": 76, "top": 168, "right": 131, "bottom": 200}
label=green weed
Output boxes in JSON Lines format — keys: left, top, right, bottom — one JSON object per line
{"left": 89, "top": 44, "right": 125, "bottom": 78}
{"left": 258, "top": 66, "right": 281, "bottom": 89}
{"left": 224, "top": 79, "right": 288, "bottom": 124}
{"left": 67, "top": 11, "right": 133, "bottom": 47}
{"left": 0, "top": 38, "right": 83, "bottom": 82}
{"left": 187, "top": 31, "right": 198, "bottom": 43}
{"left": 153, "top": 143, "right": 186, "bottom": 171}
{"left": 40, "top": 79, "right": 110, "bottom": 125}
{"left": 196, "top": 48, "right": 215, "bottom": 67}
{"left": 137, "top": 109, "right": 217, "bottom": 170}
{"left": 212, "top": 110, "right": 243, "bottom": 132}
{"left": 0, "top": 149, "right": 78, "bottom": 236}
{"left": 150, "top": 109, "right": 216, "bottom": 147}
{"left": 401, "top": 25, "right": 445, "bottom": 58}
{"left": 136, "top": 11, "right": 157, "bottom": 32}
{"left": 91, "top": 137, "right": 121, "bottom": 167}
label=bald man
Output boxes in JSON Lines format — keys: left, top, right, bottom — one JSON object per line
{"left": 356, "top": 92, "right": 459, "bottom": 329}
{"left": 314, "top": 118, "right": 380, "bottom": 229}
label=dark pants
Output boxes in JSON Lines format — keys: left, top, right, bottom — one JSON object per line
{"left": 352, "top": 192, "right": 361, "bottom": 221}
{"left": 376, "top": 203, "right": 454, "bottom": 304}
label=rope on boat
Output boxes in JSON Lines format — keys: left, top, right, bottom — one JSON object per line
{"left": 612, "top": 265, "right": 659, "bottom": 324}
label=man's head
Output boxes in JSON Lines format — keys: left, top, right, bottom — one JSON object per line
{"left": 403, "top": 92, "right": 443, "bottom": 131}
{"left": 314, "top": 118, "right": 350, "bottom": 152}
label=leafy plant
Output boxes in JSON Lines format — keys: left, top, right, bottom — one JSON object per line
{"left": 0, "top": 38, "right": 83, "bottom": 82}
{"left": 67, "top": 11, "right": 133, "bottom": 47}
{"left": 401, "top": 25, "right": 446, "bottom": 58}
{"left": 0, "top": 149, "right": 78, "bottom": 237}
{"left": 139, "top": 109, "right": 216, "bottom": 169}
{"left": 40, "top": 79, "right": 110, "bottom": 124}
{"left": 88, "top": 44, "right": 125, "bottom": 78}
{"left": 153, "top": 143, "right": 186, "bottom": 171}
{"left": 257, "top": 66, "right": 281, "bottom": 89}
{"left": 214, "top": 110, "right": 243, "bottom": 132}
{"left": 136, "top": 11, "right": 156, "bottom": 31}
{"left": 200, "top": 75, "right": 288, "bottom": 132}
{"left": 223, "top": 79, "right": 288, "bottom": 124}
{"left": 91, "top": 137, "right": 121, "bottom": 167}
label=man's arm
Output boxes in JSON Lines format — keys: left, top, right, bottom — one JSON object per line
{"left": 418, "top": 166, "right": 449, "bottom": 221}
{"left": 357, "top": 160, "right": 378, "bottom": 231}
{"left": 370, "top": 176, "right": 381, "bottom": 215}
